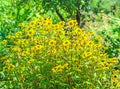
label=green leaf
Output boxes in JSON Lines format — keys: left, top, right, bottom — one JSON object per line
{"left": 19, "top": 8, "right": 25, "bottom": 15}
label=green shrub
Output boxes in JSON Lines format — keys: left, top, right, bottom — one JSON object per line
{"left": 0, "top": 16, "right": 119, "bottom": 89}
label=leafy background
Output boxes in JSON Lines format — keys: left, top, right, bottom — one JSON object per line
{"left": 0, "top": 0, "right": 120, "bottom": 89}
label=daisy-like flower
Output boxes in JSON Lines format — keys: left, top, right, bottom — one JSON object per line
{"left": 3, "top": 66, "right": 8, "bottom": 71}
{"left": 21, "top": 51, "right": 29, "bottom": 57}
{"left": 8, "top": 64, "right": 15, "bottom": 70}
{"left": 2, "top": 40, "right": 7, "bottom": 44}
{"left": 36, "top": 45, "right": 44, "bottom": 50}
{"left": 84, "top": 51, "right": 92, "bottom": 58}
{"left": 18, "top": 22, "right": 25, "bottom": 27}
{"left": 68, "top": 20, "right": 77, "bottom": 27}
{"left": 48, "top": 40, "right": 56, "bottom": 47}
{"left": 36, "top": 22, "right": 42, "bottom": 27}
{"left": 63, "top": 40, "right": 71, "bottom": 46}
{"left": 44, "top": 18, "right": 53, "bottom": 27}
{"left": 58, "top": 21, "right": 65, "bottom": 28}
{"left": 75, "top": 27, "right": 83, "bottom": 35}
{"left": 13, "top": 46, "right": 21, "bottom": 52}
{"left": 29, "top": 21, "right": 36, "bottom": 27}
{"left": 27, "top": 29, "right": 35, "bottom": 37}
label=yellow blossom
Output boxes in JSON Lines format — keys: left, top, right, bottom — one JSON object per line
{"left": 13, "top": 46, "right": 21, "bottom": 52}
{"left": 63, "top": 62, "right": 69, "bottom": 67}
{"left": 15, "top": 31, "right": 22, "bottom": 38}
{"left": 63, "top": 40, "right": 71, "bottom": 46}
{"left": 48, "top": 40, "right": 56, "bottom": 46}
{"left": 6, "top": 35, "right": 11, "bottom": 39}
{"left": 21, "top": 51, "right": 29, "bottom": 57}
{"left": 58, "top": 21, "right": 65, "bottom": 27}
{"left": 52, "top": 65, "right": 65, "bottom": 73}
{"left": 36, "top": 45, "right": 44, "bottom": 50}
{"left": 117, "top": 82, "right": 120, "bottom": 87}
{"left": 8, "top": 64, "right": 15, "bottom": 70}
{"left": 29, "top": 21, "right": 36, "bottom": 27}
{"left": 27, "top": 29, "right": 35, "bottom": 37}
{"left": 75, "top": 27, "right": 83, "bottom": 35}
{"left": 36, "top": 22, "right": 42, "bottom": 27}
{"left": 28, "top": 59, "right": 34, "bottom": 64}
{"left": 18, "top": 22, "right": 25, "bottom": 27}
{"left": 3, "top": 66, "right": 8, "bottom": 71}
{"left": 2, "top": 40, "right": 7, "bottom": 44}
{"left": 84, "top": 52, "right": 92, "bottom": 58}
{"left": 68, "top": 20, "right": 77, "bottom": 27}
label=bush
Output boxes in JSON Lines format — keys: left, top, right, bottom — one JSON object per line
{"left": 0, "top": 16, "right": 119, "bottom": 89}
{"left": 97, "top": 17, "right": 120, "bottom": 58}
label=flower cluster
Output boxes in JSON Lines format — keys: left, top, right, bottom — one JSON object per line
{"left": 0, "top": 16, "right": 119, "bottom": 89}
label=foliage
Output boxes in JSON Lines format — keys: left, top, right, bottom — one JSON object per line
{"left": 37, "top": 0, "right": 120, "bottom": 22}
{"left": 0, "top": 0, "right": 42, "bottom": 40}
{"left": 1, "top": 0, "right": 120, "bottom": 40}
{"left": 0, "top": 17, "right": 119, "bottom": 89}
{"left": 0, "top": 0, "right": 120, "bottom": 89}
{"left": 96, "top": 17, "right": 120, "bottom": 58}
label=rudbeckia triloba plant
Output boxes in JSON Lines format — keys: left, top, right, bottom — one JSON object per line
{"left": 0, "top": 16, "right": 119, "bottom": 89}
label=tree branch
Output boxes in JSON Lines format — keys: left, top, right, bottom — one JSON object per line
{"left": 56, "top": 9, "right": 65, "bottom": 21}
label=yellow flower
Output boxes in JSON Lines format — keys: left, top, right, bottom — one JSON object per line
{"left": 90, "top": 31, "right": 94, "bottom": 35}
{"left": 75, "top": 27, "right": 83, "bottom": 35}
{"left": 97, "top": 36, "right": 103, "bottom": 41}
{"left": 84, "top": 52, "right": 92, "bottom": 58}
{"left": 3, "top": 66, "right": 8, "bottom": 71}
{"left": 34, "top": 38, "right": 41, "bottom": 44}
{"left": 52, "top": 67, "right": 57, "bottom": 73}
{"left": 1, "top": 56, "right": 9, "bottom": 61}
{"left": 38, "top": 75, "right": 43, "bottom": 79}
{"left": 86, "top": 41, "right": 94, "bottom": 46}
{"left": 18, "top": 22, "right": 25, "bottom": 27}
{"left": 117, "top": 82, "right": 120, "bottom": 87}
{"left": 8, "top": 64, "right": 15, "bottom": 70}
{"left": 28, "top": 59, "right": 34, "bottom": 64}
{"left": 48, "top": 40, "right": 56, "bottom": 46}
{"left": 51, "top": 48, "right": 58, "bottom": 55}
{"left": 68, "top": 20, "right": 77, "bottom": 27}
{"left": 6, "top": 35, "right": 11, "bottom": 39}
{"left": 63, "top": 40, "right": 71, "bottom": 46}
{"left": 29, "top": 21, "right": 36, "bottom": 27}
{"left": 36, "top": 22, "right": 42, "bottom": 27}
{"left": 73, "top": 88, "right": 76, "bottom": 89}
{"left": 2, "top": 40, "right": 7, "bottom": 44}
{"left": 5, "top": 59, "right": 11, "bottom": 64}
{"left": 96, "top": 43, "right": 102, "bottom": 48}
{"left": 21, "top": 51, "right": 29, "bottom": 57}
{"left": 36, "top": 45, "right": 44, "bottom": 50}
{"left": 13, "top": 46, "right": 21, "bottom": 52}
{"left": 27, "top": 29, "right": 35, "bottom": 37}
{"left": 63, "top": 62, "right": 69, "bottom": 67}
{"left": 111, "top": 77, "right": 118, "bottom": 83}
{"left": 44, "top": 18, "right": 53, "bottom": 26}
{"left": 55, "top": 24, "right": 60, "bottom": 30}
{"left": 31, "top": 46, "right": 36, "bottom": 51}
{"left": 38, "top": 16, "right": 44, "bottom": 21}
{"left": 80, "top": 40, "right": 85, "bottom": 46}
{"left": 52, "top": 65, "right": 64, "bottom": 73}
{"left": 58, "top": 21, "right": 65, "bottom": 27}
{"left": 56, "top": 30, "right": 65, "bottom": 36}
{"left": 14, "top": 39, "right": 21, "bottom": 45}
{"left": 11, "top": 36, "right": 15, "bottom": 39}
{"left": 62, "top": 45, "right": 70, "bottom": 50}
{"left": 110, "top": 57, "right": 118, "bottom": 63}
{"left": 15, "top": 31, "right": 22, "bottom": 37}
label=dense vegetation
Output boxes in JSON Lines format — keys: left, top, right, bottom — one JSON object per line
{"left": 0, "top": 0, "right": 120, "bottom": 89}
